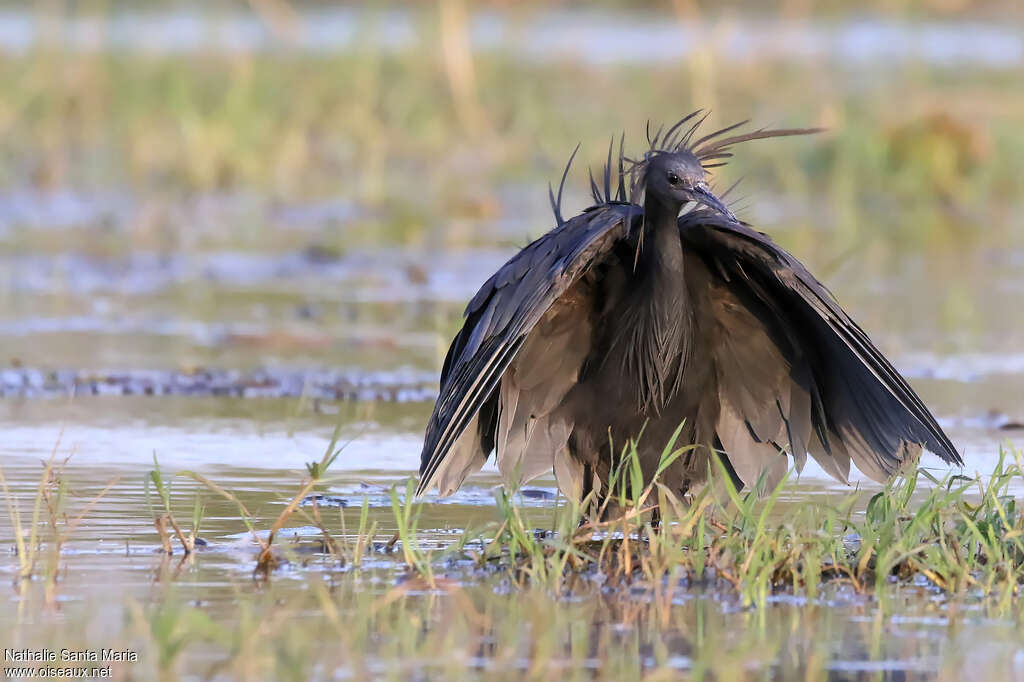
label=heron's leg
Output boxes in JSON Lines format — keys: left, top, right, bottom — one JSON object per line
{"left": 577, "top": 463, "right": 597, "bottom": 527}
{"left": 577, "top": 462, "right": 619, "bottom": 525}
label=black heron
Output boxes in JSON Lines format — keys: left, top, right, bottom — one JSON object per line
{"left": 417, "top": 112, "right": 962, "bottom": 506}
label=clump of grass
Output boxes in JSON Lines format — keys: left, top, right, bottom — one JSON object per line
{"left": 422, "top": 441, "right": 1024, "bottom": 611}
{"left": 172, "top": 423, "right": 348, "bottom": 574}
{"left": 147, "top": 452, "right": 195, "bottom": 554}
{"left": 140, "top": 425, "right": 1024, "bottom": 614}
{"left": 11, "top": 440, "right": 1024, "bottom": 681}
{"left": 158, "top": 431, "right": 1020, "bottom": 616}
{"left": 1, "top": 434, "right": 117, "bottom": 606}
{"left": 129, "top": 442, "right": 1024, "bottom": 680}
{"left": 389, "top": 477, "right": 434, "bottom": 580}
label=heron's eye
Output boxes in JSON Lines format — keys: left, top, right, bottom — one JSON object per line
{"left": 667, "top": 172, "right": 681, "bottom": 186}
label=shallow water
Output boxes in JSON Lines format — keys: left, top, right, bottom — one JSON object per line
{"left": 1, "top": 396, "right": 1023, "bottom": 679}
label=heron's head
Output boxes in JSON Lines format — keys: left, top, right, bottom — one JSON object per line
{"left": 643, "top": 151, "right": 735, "bottom": 221}
{"left": 617, "top": 112, "right": 820, "bottom": 223}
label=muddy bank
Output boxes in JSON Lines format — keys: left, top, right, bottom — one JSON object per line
{"left": 0, "top": 366, "right": 437, "bottom": 401}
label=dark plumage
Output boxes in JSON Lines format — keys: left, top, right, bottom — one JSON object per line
{"left": 417, "top": 113, "right": 962, "bottom": 503}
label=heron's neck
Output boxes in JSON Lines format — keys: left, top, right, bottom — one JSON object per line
{"left": 622, "top": 196, "right": 690, "bottom": 410}
{"left": 639, "top": 197, "right": 685, "bottom": 276}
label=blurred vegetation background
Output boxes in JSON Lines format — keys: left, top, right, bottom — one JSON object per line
{"left": 0, "top": 0, "right": 1020, "bottom": 374}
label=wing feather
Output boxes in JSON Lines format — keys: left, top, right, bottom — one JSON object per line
{"left": 681, "top": 210, "right": 961, "bottom": 485}
{"left": 417, "top": 204, "right": 638, "bottom": 496}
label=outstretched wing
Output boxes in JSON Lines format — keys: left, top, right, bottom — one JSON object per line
{"left": 417, "top": 203, "right": 639, "bottom": 496}
{"left": 679, "top": 209, "right": 961, "bottom": 487}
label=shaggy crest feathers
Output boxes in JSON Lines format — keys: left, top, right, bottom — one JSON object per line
{"left": 548, "top": 111, "right": 822, "bottom": 224}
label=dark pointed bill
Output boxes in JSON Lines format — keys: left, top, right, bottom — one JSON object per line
{"left": 691, "top": 182, "right": 737, "bottom": 222}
